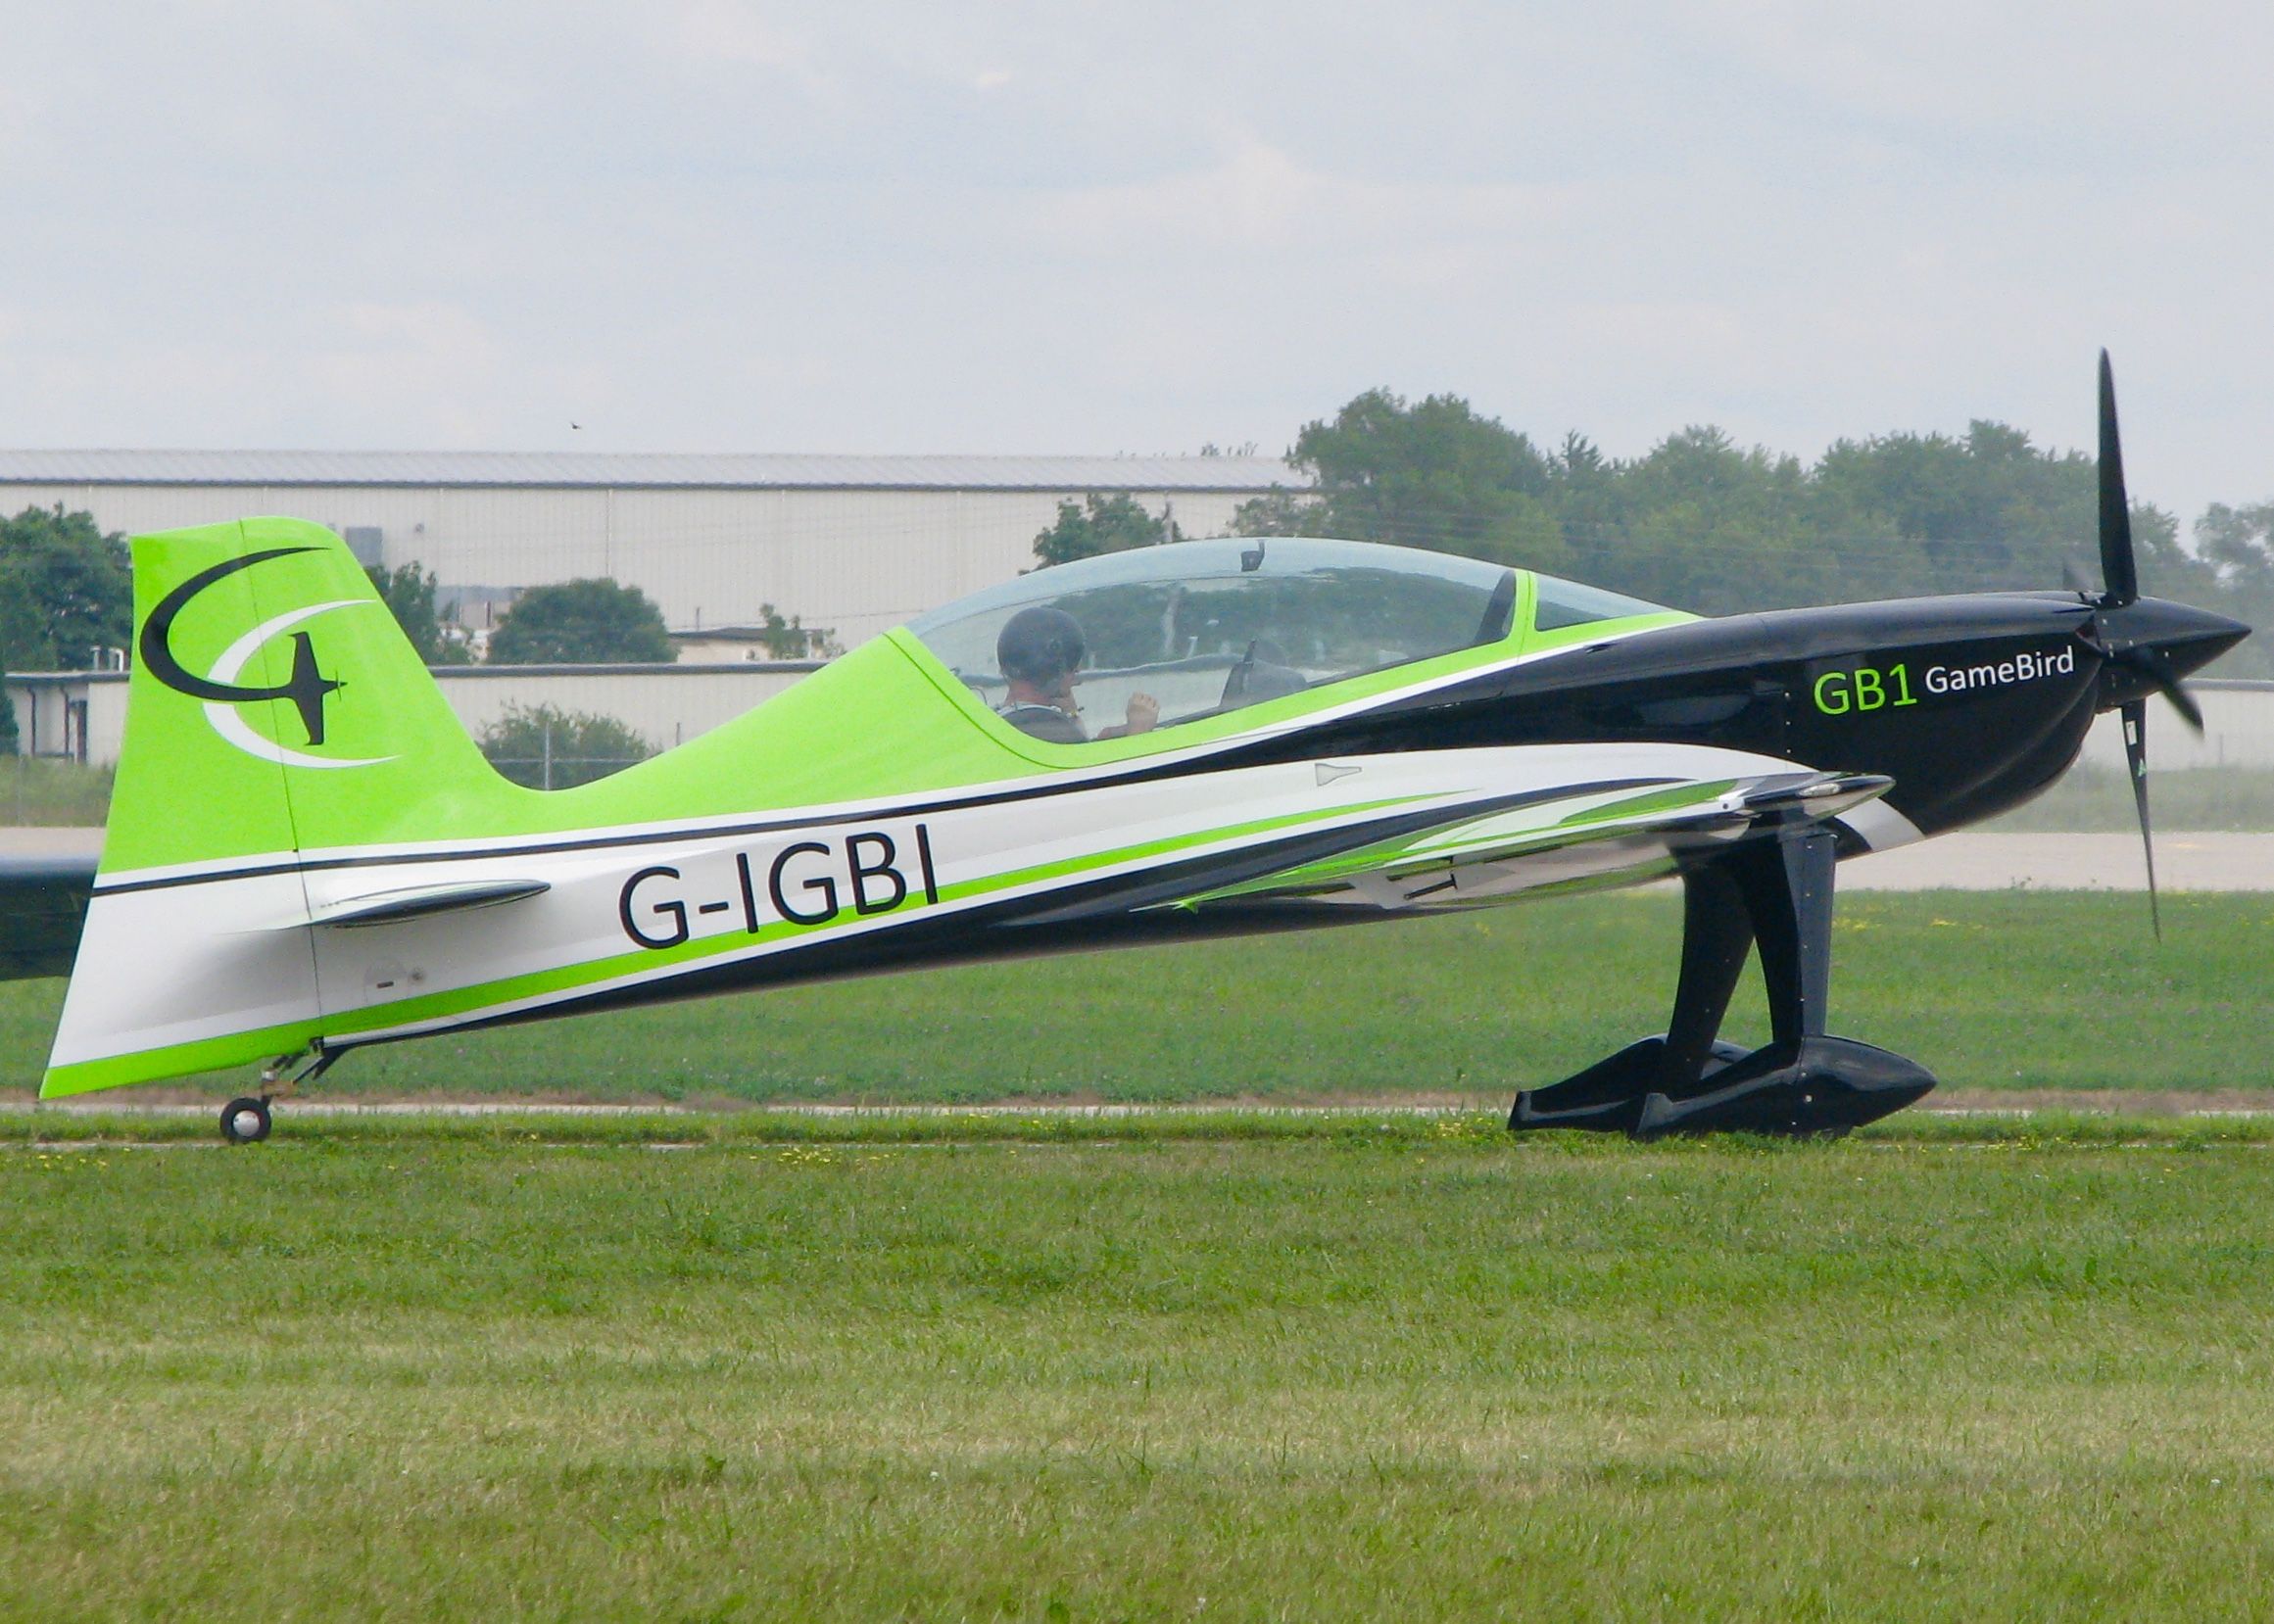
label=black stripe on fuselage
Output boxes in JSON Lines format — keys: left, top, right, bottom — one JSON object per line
{"left": 96, "top": 589, "right": 2092, "bottom": 899}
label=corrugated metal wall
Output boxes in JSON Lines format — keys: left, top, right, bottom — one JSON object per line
{"left": 7, "top": 665, "right": 817, "bottom": 769}
{"left": 0, "top": 482, "right": 1258, "bottom": 649}
{"left": 2075, "top": 684, "right": 2274, "bottom": 771}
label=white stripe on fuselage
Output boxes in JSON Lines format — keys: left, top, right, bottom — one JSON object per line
{"left": 50, "top": 741, "right": 1795, "bottom": 1073}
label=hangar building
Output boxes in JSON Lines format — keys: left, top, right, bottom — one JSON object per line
{"left": 0, "top": 450, "right": 1303, "bottom": 651}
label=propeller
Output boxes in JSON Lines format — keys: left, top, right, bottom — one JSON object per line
{"left": 2098, "top": 351, "right": 2138, "bottom": 609}
{"left": 2120, "top": 698, "right": 2160, "bottom": 939}
{"left": 2092, "top": 351, "right": 2205, "bottom": 940}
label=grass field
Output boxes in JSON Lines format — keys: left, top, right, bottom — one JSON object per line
{"left": 0, "top": 758, "right": 112, "bottom": 828}
{"left": 7, "top": 889, "right": 2269, "bottom": 1105}
{"left": 4, "top": 1122, "right": 2273, "bottom": 1618}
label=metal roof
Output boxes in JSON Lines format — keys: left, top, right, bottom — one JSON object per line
{"left": 0, "top": 449, "right": 1307, "bottom": 493}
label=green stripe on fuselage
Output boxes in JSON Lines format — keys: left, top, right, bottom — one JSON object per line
{"left": 1557, "top": 781, "right": 1737, "bottom": 827}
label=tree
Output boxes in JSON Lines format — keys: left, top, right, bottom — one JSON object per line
{"left": 1223, "top": 486, "right": 1319, "bottom": 539}
{"left": 363, "top": 560, "right": 468, "bottom": 665}
{"left": 0, "top": 505, "right": 130, "bottom": 671}
{"left": 0, "top": 628, "right": 16, "bottom": 754}
{"left": 477, "top": 704, "right": 655, "bottom": 789}
{"left": 487, "top": 578, "right": 673, "bottom": 665}
{"left": 1586, "top": 426, "right": 1842, "bottom": 613}
{"left": 1234, "top": 390, "right": 1572, "bottom": 573}
{"left": 2192, "top": 502, "right": 2274, "bottom": 677}
{"left": 1032, "top": 494, "right": 1180, "bottom": 568}
{"left": 744, "top": 603, "right": 838, "bottom": 659}
{"left": 1229, "top": 385, "right": 2264, "bottom": 635}
{"left": 1811, "top": 422, "right": 2100, "bottom": 598}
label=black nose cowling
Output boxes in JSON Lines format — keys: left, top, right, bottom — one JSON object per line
{"left": 2092, "top": 597, "right": 2251, "bottom": 711}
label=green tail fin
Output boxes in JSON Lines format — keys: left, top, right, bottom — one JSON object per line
{"left": 102, "top": 517, "right": 511, "bottom": 877}
{"left": 43, "top": 519, "right": 523, "bottom": 1099}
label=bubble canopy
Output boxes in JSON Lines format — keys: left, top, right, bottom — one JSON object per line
{"left": 905, "top": 536, "right": 1670, "bottom": 740}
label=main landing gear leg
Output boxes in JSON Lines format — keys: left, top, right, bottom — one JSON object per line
{"left": 219, "top": 1045, "right": 340, "bottom": 1145}
{"left": 1510, "top": 826, "right": 1938, "bottom": 1139}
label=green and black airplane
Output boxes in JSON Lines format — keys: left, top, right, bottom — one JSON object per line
{"left": 10, "top": 356, "right": 2247, "bottom": 1141}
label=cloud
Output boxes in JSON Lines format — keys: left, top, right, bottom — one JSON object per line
{"left": 1036, "top": 136, "right": 1569, "bottom": 258}
{"left": 0, "top": 1, "right": 2269, "bottom": 523}
{"left": 1677, "top": 1, "right": 2274, "bottom": 155}
{"left": 668, "top": 0, "right": 826, "bottom": 88}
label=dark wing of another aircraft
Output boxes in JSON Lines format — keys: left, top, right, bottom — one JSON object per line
{"left": 0, "top": 854, "right": 96, "bottom": 980}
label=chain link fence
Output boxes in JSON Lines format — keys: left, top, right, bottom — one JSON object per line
{"left": 482, "top": 751, "right": 654, "bottom": 791}
{"left": 477, "top": 707, "right": 656, "bottom": 790}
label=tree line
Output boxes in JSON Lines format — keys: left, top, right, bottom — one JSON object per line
{"left": 6, "top": 380, "right": 2271, "bottom": 747}
{"left": 1036, "top": 390, "right": 2274, "bottom": 677}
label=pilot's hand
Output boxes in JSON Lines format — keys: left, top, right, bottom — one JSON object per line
{"left": 1124, "top": 693, "right": 1160, "bottom": 735}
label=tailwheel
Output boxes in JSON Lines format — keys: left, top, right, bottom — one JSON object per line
{"left": 219, "top": 1096, "right": 272, "bottom": 1145}
{"left": 226, "top": 1045, "right": 340, "bottom": 1144}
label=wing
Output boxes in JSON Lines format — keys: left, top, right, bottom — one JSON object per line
{"left": 0, "top": 853, "right": 98, "bottom": 980}
{"left": 1170, "top": 770, "right": 1894, "bottom": 912}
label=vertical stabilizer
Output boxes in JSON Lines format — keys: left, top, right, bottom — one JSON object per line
{"left": 101, "top": 518, "right": 508, "bottom": 876}
{"left": 43, "top": 519, "right": 517, "bottom": 1097}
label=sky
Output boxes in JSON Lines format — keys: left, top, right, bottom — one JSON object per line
{"left": 1, "top": 1, "right": 2270, "bottom": 528}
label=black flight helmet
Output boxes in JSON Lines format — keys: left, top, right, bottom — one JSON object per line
{"left": 997, "top": 605, "right": 1087, "bottom": 685}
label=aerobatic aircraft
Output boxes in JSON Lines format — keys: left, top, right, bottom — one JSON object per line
{"left": 11, "top": 357, "right": 2248, "bottom": 1141}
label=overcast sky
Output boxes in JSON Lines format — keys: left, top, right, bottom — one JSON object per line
{"left": 1, "top": 2, "right": 2269, "bottom": 526}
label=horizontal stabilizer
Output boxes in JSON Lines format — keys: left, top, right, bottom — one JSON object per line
{"left": 0, "top": 856, "right": 98, "bottom": 980}
{"left": 297, "top": 878, "right": 551, "bottom": 931}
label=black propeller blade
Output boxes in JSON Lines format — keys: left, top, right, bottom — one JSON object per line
{"left": 2098, "top": 350, "right": 2138, "bottom": 609}
{"left": 2120, "top": 698, "right": 2161, "bottom": 941}
{"left": 2096, "top": 352, "right": 2203, "bottom": 937}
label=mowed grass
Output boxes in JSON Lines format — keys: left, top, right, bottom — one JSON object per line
{"left": 7, "top": 889, "right": 2271, "bottom": 1103}
{"left": 0, "top": 758, "right": 113, "bottom": 828}
{"left": 3, "top": 1133, "right": 2273, "bottom": 1618}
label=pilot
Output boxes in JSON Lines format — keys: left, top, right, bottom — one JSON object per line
{"left": 996, "top": 605, "right": 1159, "bottom": 743}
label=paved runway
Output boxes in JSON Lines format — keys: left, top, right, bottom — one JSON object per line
{"left": 0, "top": 828, "right": 101, "bottom": 860}
{"left": 1841, "top": 831, "right": 2274, "bottom": 891}
{"left": 6, "top": 826, "right": 2271, "bottom": 889}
